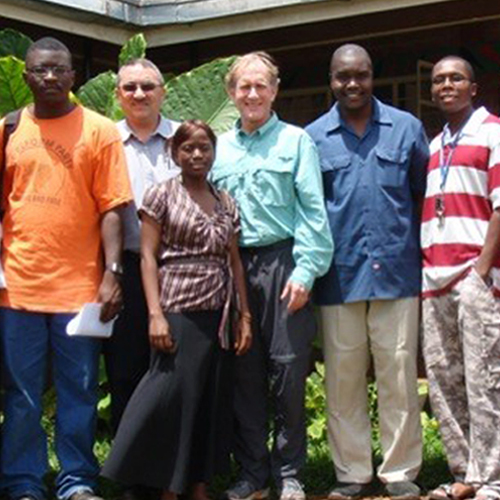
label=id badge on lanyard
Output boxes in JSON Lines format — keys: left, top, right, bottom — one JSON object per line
{"left": 436, "top": 128, "right": 464, "bottom": 227}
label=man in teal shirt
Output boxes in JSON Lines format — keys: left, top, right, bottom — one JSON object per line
{"left": 211, "top": 51, "right": 333, "bottom": 500}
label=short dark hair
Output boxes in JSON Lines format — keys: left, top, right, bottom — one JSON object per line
{"left": 330, "top": 43, "right": 373, "bottom": 74}
{"left": 171, "top": 120, "right": 217, "bottom": 158}
{"left": 433, "top": 55, "right": 476, "bottom": 82}
{"left": 26, "top": 37, "right": 72, "bottom": 67}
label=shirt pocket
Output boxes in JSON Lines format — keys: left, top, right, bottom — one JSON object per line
{"left": 321, "top": 155, "right": 351, "bottom": 201}
{"left": 253, "top": 156, "right": 294, "bottom": 207}
{"left": 376, "top": 147, "right": 407, "bottom": 188}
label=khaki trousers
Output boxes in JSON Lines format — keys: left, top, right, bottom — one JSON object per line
{"left": 320, "top": 298, "right": 422, "bottom": 484}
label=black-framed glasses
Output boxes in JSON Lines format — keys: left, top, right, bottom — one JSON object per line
{"left": 120, "top": 82, "right": 162, "bottom": 93}
{"left": 27, "top": 65, "right": 72, "bottom": 77}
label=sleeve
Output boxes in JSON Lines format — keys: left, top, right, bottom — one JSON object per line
{"left": 409, "top": 119, "right": 430, "bottom": 200}
{"left": 488, "top": 121, "right": 500, "bottom": 210}
{"left": 288, "top": 132, "right": 334, "bottom": 290}
{"left": 91, "top": 121, "right": 132, "bottom": 213}
{"left": 140, "top": 183, "right": 169, "bottom": 225}
{"left": 0, "top": 117, "right": 14, "bottom": 213}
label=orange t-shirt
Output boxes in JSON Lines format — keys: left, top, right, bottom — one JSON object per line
{"left": 0, "top": 106, "right": 132, "bottom": 312}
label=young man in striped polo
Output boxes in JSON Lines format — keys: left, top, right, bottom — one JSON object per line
{"left": 422, "top": 56, "right": 500, "bottom": 500}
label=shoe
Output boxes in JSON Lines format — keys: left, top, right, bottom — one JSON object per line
{"left": 430, "top": 484, "right": 476, "bottom": 500}
{"left": 474, "top": 485, "right": 500, "bottom": 500}
{"left": 385, "top": 481, "right": 421, "bottom": 500}
{"left": 280, "top": 479, "right": 306, "bottom": 500}
{"left": 224, "top": 481, "right": 270, "bottom": 500}
{"left": 68, "top": 490, "right": 104, "bottom": 500}
{"left": 328, "top": 483, "right": 372, "bottom": 500}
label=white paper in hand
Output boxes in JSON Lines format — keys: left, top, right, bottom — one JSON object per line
{"left": 66, "top": 303, "right": 117, "bottom": 338}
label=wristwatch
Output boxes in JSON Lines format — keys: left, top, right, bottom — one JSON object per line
{"left": 106, "top": 262, "right": 124, "bottom": 277}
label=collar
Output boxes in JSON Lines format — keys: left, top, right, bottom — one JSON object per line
{"left": 235, "top": 112, "right": 278, "bottom": 139}
{"left": 326, "top": 97, "right": 393, "bottom": 132}
{"left": 442, "top": 107, "right": 487, "bottom": 145}
{"left": 117, "top": 116, "right": 177, "bottom": 143}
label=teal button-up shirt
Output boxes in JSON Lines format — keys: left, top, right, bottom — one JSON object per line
{"left": 211, "top": 113, "right": 334, "bottom": 290}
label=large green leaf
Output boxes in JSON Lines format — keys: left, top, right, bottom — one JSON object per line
{"left": 0, "top": 29, "right": 32, "bottom": 59}
{"left": 77, "top": 70, "right": 123, "bottom": 121}
{"left": 0, "top": 56, "right": 32, "bottom": 116}
{"left": 162, "top": 56, "right": 238, "bottom": 135}
{"left": 118, "top": 34, "right": 147, "bottom": 68}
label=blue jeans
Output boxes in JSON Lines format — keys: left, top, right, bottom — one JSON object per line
{"left": 0, "top": 308, "right": 101, "bottom": 500}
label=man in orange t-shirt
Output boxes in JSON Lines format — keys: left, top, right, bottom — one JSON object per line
{"left": 0, "top": 37, "right": 131, "bottom": 500}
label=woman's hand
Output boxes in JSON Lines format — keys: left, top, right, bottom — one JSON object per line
{"left": 149, "top": 312, "right": 176, "bottom": 353}
{"left": 235, "top": 312, "right": 252, "bottom": 356}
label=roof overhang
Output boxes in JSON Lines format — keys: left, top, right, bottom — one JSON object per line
{"left": 0, "top": 0, "right": 470, "bottom": 47}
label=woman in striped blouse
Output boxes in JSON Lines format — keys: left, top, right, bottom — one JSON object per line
{"left": 102, "top": 120, "right": 252, "bottom": 500}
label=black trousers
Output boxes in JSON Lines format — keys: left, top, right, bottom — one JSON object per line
{"left": 103, "top": 251, "right": 151, "bottom": 434}
{"left": 234, "top": 240, "right": 316, "bottom": 488}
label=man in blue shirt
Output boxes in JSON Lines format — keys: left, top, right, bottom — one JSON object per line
{"left": 212, "top": 52, "right": 333, "bottom": 500}
{"left": 306, "top": 44, "right": 429, "bottom": 500}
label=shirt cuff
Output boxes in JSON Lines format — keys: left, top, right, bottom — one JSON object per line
{"left": 288, "top": 267, "right": 314, "bottom": 291}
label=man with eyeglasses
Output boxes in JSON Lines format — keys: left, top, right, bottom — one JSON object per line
{"left": 306, "top": 43, "right": 429, "bottom": 500}
{"left": 0, "top": 37, "right": 131, "bottom": 500}
{"left": 103, "top": 60, "right": 179, "bottom": 458}
{"left": 422, "top": 56, "right": 500, "bottom": 500}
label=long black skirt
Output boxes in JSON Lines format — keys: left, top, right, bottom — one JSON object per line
{"left": 101, "top": 309, "right": 234, "bottom": 493}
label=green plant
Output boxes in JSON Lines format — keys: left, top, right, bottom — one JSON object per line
{"left": 305, "top": 362, "right": 327, "bottom": 451}
{"left": 0, "top": 28, "right": 32, "bottom": 59}
{"left": 0, "top": 30, "right": 239, "bottom": 135}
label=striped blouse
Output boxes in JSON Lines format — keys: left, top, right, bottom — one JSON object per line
{"left": 140, "top": 176, "right": 240, "bottom": 312}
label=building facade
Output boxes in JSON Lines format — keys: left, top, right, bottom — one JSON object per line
{"left": 1, "top": 0, "right": 499, "bottom": 134}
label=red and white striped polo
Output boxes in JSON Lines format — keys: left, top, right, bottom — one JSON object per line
{"left": 421, "top": 106, "right": 500, "bottom": 297}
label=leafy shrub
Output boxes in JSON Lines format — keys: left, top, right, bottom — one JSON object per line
{"left": 0, "top": 30, "right": 238, "bottom": 134}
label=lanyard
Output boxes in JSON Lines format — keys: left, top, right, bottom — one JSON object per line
{"left": 439, "top": 117, "right": 470, "bottom": 191}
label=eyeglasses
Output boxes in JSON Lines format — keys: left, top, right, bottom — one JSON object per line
{"left": 120, "top": 82, "right": 162, "bottom": 93}
{"left": 27, "top": 65, "right": 71, "bottom": 76}
{"left": 432, "top": 74, "right": 471, "bottom": 86}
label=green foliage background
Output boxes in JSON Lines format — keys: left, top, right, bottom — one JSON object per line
{"left": 0, "top": 30, "right": 239, "bottom": 134}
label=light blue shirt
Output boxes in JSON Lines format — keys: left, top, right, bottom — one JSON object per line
{"left": 211, "top": 113, "right": 333, "bottom": 290}
{"left": 118, "top": 116, "right": 180, "bottom": 252}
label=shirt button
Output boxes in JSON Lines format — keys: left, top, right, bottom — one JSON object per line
{"left": 373, "top": 262, "right": 380, "bottom": 270}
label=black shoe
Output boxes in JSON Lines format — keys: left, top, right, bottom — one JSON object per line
{"left": 385, "top": 481, "right": 421, "bottom": 500}
{"left": 328, "top": 483, "right": 373, "bottom": 500}
{"left": 68, "top": 490, "right": 104, "bottom": 500}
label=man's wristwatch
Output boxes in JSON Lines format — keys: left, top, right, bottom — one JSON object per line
{"left": 106, "top": 262, "right": 124, "bottom": 277}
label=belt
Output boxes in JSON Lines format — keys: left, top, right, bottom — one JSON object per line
{"left": 240, "top": 238, "right": 293, "bottom": 255}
